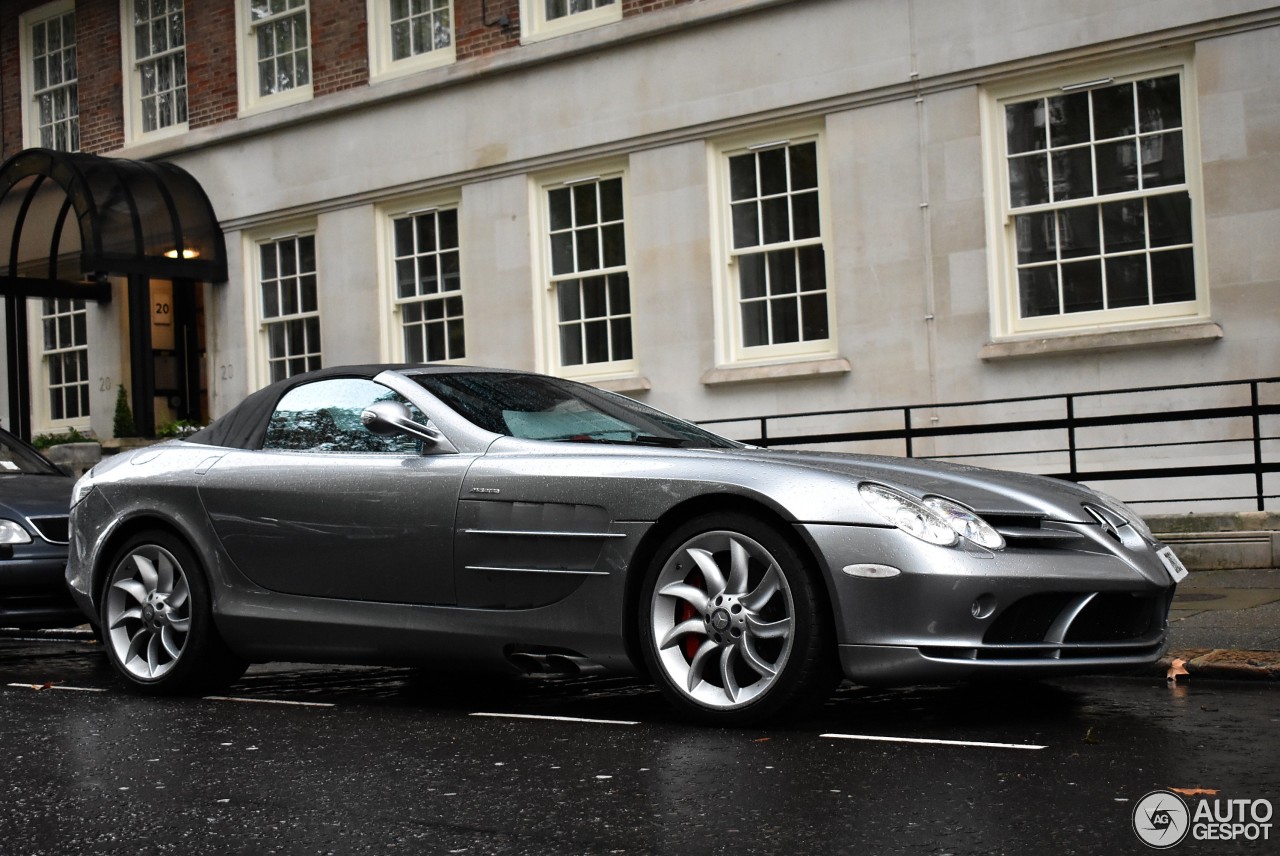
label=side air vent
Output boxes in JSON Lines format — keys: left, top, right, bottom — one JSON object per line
{"left": 983, "top": 514, "right": 1094, "bottom": 550}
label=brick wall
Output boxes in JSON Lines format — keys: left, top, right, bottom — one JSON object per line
{"left": 312, "top": 0, "right": 370, "bottom": 96}
{"left": 75, "top": 0, "right": 123, "bottom": 154}
{"left": 0, "top": 2, "right": 40, "bottom": 158}
{"left": 186, "top": 5, "right": 238, "bottom": 130}
{"left": 624, "top": 0, "right": 696, "bottom": 19}
{"left": 457, "top": 1, "right": 521, "bottom": 61}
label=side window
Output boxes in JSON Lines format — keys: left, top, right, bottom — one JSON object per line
{"left": 123, "top": 0, "right": 188, "bottom": 141}
{"left": 367, "top": 0, "right": 456, "bottom": 82}
{"left": 236, "top": 0, "right": 312, "bottom": 114}
{"left": 257, "top": 232, "right": 321, "bottom": 383}
{"left": 22, "top": 1, "right": 79, "bottom": 151}
{"left": 713, "top": 132, "right": 835, "bottom": 366}
{"left": 547, "top": 175, "right": 631, "bottom": 368}
{"left": 263, "top": 378, "right": 428, "bottom": 453}
{"left": 986, "top": 62, "right": 1205, "bottom": 337}
{"left": 391, "top": 206, "right": 465, "bottom": 362}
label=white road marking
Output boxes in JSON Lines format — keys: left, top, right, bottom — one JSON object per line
{"left": 202, "top": 695, "right": 335, "bottom": 708}
{"left": 470, "top": 712, "right": 640, "bottom": 726}
{"left": 821, "top": 733, "right": 1047, "bottom": 751}
{"left": 6, "top": 682, "right": 106, "bottom": 692}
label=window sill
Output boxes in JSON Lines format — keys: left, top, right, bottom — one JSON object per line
{"left": 369, "top": 49, "right": 457, "bottom": 85}
{"left": 700, "top": 357, "right": 851, "bottom": 386}
{"left": 237, "top": 85, "right": 314, "bottom": 120}
{"left": 979, "top": 321, "right": 1223, "bottom": 360}
{"left": 521, "top": 4, "right": 623, "bottom": 45}
{"left": 586, "top": 375, "right": 651, "bottom": 394}
{"left": 121, "top": 122, "right": 190, "bottom": 151}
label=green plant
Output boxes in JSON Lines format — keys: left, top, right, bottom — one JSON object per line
{"left": 156, "top": 420, "right": 201, "bottom": 439}
{"left": 31, "top": 427, "right": 90, "bottom": 450}
{"left": 113, "top": 384, "right": 138, "bottom": 438}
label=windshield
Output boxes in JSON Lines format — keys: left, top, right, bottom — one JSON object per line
{"left": 0, "top": 430, "right": 62, "bottom": 476}
{"left": 412, "top": 372, "right": 741, "bottom": 449}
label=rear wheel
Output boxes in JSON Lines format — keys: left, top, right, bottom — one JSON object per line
{"left": 640, "top": 513, "right": 837, "bottom": 725}
{"left": 100, "top": 530, "right": 246, "bottom": 694}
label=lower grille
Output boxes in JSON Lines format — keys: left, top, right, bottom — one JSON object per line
{"left": 984, "top": 591, "right": 1166, "bottom": 646}
{"left": 29, "top": 516, "right": 70, "bottom": 544}
{"left": 1065, "top": 593, "right": 1162, "bottom": 643}
{"left": 984, "top": 593, "right": 1076, "bottom": 644}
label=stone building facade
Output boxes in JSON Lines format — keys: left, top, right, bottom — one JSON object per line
{"left": 1, "top": 1, "right": 1276, "bottom": 510}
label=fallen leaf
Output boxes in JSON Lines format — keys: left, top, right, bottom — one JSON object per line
{"left": 753, "top": 737, "right": 772, "bottom": 743}
{"left": 1166, "top": 659, "right": 1189, "bottom": 683}
{"left": 1170, "top": 787, "right": 1219, "bottom": 797}
{"left": 1082, "top": 727, "right": 1099, "bottom": 744}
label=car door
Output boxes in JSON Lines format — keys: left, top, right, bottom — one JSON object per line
{"left": 197, "top": 377, "right": 470, "bottom": 605}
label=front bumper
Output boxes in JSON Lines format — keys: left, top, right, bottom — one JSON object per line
{"left": 838, "top": 639, "right": 1165, "bottom": 685}
{"left": 800, "top": 521, "right": 1177, "bottom": 686}
{"left": 1, "top": 548, "right": 83, "bottom": 629}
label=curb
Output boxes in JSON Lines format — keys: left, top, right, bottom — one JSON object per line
{"left": 1160, "top": 648, "right": 1280, "bottom": 681}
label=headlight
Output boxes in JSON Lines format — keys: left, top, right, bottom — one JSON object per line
{"left": 0, "top": 519, "right": 32, "bottom": 545}
{"left": 859, "top": 483, "right": 1004, "bottom": 550}
{"left": 859, "top": 483, "right": 959, "bottom": 545}
{"left": 922, "top": 496, "right": 1006, "bottom": 550}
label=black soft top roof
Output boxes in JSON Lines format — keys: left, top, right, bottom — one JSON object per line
{"left": 184, "top": 365, "right": 395, "bottom": 450}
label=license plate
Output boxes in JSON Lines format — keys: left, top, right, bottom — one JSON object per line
{"left": 1158, "top": 546, "right": 1189, "bottom": 583}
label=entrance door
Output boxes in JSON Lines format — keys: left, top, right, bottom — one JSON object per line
{"left": 149, "top": 279, "right": 207, "bottom": 427}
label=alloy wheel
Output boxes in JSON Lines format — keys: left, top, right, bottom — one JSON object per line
{"left": 649, "top": 530, "right": 795, "bottom": 710}
{"left": 104, "top": 544, "right": 193, "bottom": 681}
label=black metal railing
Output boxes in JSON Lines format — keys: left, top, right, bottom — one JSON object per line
{"left": 699, "top": 377, "right": 1280, "bottom": 510}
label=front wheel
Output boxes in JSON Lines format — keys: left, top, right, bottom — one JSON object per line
{"left": 100, "top": 530, "right": 247, "bottom": 694}
{"left": 640, "top": 513, "right": 837, "bottom": 725}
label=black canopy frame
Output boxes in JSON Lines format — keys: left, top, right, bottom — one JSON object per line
{"left": 0, "top": 148, "right": 227, "bottom": 440}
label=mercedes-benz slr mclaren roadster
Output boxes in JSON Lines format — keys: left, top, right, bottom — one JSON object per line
{"left": 67, "top": 366, "right": 1187, "bottom": 724}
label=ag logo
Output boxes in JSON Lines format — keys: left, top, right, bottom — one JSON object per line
{"left": 1133, "top": 790, "right": 1190, "bottom": 848}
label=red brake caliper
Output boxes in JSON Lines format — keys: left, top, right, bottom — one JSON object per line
{"left": 679, "top": 572, "right": 705, "bottom": 661}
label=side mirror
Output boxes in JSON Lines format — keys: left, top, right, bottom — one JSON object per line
{"left": 360, "top": 400, "right": 441, "bottom": 447}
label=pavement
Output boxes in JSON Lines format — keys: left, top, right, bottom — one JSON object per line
{"left": 1161, "top": 567, "right": 1280, "bottom": 681}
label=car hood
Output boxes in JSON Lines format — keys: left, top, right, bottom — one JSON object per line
{"left": 721, "top": 448, "right": 1100, "bottom": 522}
{"left": 0, "top": 473, "right": 74, "bottom": 521}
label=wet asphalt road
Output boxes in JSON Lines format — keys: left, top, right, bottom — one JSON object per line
{"left": 0, "top": 634, "right": 1277, "bottom": 856}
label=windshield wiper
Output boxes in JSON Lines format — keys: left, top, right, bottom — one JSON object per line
{"left": 548, "top": 434, "right": 692, "bottom": 448}
{"left": 626, "top": 435, "right": 690, "bottom": 447}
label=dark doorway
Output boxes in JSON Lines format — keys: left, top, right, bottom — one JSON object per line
{"left": 151, "top": 278, "right": 207, "bottom": 426}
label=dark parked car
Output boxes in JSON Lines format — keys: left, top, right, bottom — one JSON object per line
{"left": 1, "top": 426, "right": 81, "bottom": 628}
{"left": 67, "top": 366, "right": 1186, "bottom": 724}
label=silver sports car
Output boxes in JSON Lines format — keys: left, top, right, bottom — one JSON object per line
{"left": 67, "top": 366, "right": 1186, "bottom": 724}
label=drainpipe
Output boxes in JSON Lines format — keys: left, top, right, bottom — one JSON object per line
{"left": 907, "top": 0, "right": 941, "bottom": 453}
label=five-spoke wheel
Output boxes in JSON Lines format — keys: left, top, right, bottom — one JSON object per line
{"left": 641, "top": 513, "right": 835, "bottom": 724}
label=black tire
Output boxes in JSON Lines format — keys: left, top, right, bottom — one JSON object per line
{"left": 99, "top": 530, "right": 247, "bottom": 694}
{"left": 639, "top": 512, "right": 838, "bottom": 725}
